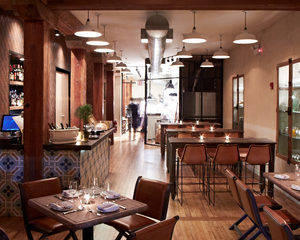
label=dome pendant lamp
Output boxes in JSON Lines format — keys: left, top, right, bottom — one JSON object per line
{"left": 176, "top": 45, "right": 193, "bottom": 59}
{"left": 86, "top": 15, "right": 109, "bottom": 46}
{"left": 182, "top": 11, "right": 206, "bottom": 44}
{"left": 213, "top": 34, "right": 230, "bottom": 59}
{"left": 115, "top": 50, "right": 127, "bottom": 69}
{"left": 233, "top": 11, "right": 258, "bottom": 44}
{"left": 106, "top": 41, "right": 122, "bottom": 63}
{"left": 75, "top": 11, "right": 101, "bottom": 38}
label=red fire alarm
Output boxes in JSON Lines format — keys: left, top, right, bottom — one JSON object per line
{"left": 270, "top": 82, "right": 274, "bottom": 90}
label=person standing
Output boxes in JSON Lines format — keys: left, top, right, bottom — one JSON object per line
{"left": 127, "top": 98, "right": 140, "bottom": 140}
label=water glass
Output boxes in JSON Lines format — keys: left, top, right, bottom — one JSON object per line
{"left": 295, "top": 163, "right": 300, "bottom": 179}
{"left": 69, "top": 181, "right": 78, "bottom": 201}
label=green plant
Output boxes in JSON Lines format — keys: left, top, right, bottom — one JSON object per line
{"left": 75, "top": 104, "right": 93, "bottom": 125}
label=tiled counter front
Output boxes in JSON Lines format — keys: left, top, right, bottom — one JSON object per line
{"left": 0, "top": 131, "right": 112, "bottom": 217}
{"left": 0, "top": 149, "right": 23, "bottom": 216}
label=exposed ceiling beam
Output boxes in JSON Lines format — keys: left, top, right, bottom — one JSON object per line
{"left": 46, "top": 0, "right": 300, "bottom": 10}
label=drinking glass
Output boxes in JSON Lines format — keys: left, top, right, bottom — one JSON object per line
{"left": 295, "top": 163, "right": 300, "bottom": 179}
{"left": 69, "top": 181, "right": 78, "bottom": 202}
{"left": 92, "top": 177, "right": 99, "bottom": 198}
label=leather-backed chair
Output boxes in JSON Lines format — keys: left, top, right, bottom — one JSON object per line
{"left": 128, "top": 216, "right": 179, "bottom": 240}
{"left": 244, "top": 145, "right": 271, "bottom": 193}
{"left": 0, "top": 228, "right": 9, "bottom": 240}
{"left": 19, "top": 177, "right": 77, "bottom": 240}
{"left": 176, "top": 144, "right": 208, "bottom": 205}
{"left": 236, "top": 179, "right": 299, "bottom": 240}
{"left": 177, "top": 133, "right": 193, "bottom": 159}
{"left": 225, "top": 169, "right": 281, "bottom": 238}
{"left": 207, "top": 144, "right": 240, "bottom": 205}
{"left": 263, "top": 206, "right": 299, "bottom": 240}
{"left": 107, "top": 176, "right": 170, "bottom": 240}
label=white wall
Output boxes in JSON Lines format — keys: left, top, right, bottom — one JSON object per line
{"left": 223, "top": 11, "right": 300, "bottom": 172}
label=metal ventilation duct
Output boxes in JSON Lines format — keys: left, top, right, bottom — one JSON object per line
{"left": 145, "top": 14, "right": 169, "bottom": 74}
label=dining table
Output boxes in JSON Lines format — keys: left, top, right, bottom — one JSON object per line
{"left": 160, "top": 121, "right": 221, "bottom": 158}
{"left": 263, "top": 172, "right": 300, "bottom": 220}
{"left": 167, "top": 137, "right": 276, "bottom": 199}
{"left": 29, "top": 193, "right": 148, "bottom": 240}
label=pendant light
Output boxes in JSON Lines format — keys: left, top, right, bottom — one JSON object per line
{"left": 213, "top": 34, "right": 230, "bottom": 59}
{"left": 94, "top": 45, "right": 114, "bottom": 53}
{"left": 106, "top": 41, "right": 122, "bottom": 63}
{"left": 86, "top": 15, "right": 109, "bottom": 46}
{"left": 115, "top": 50, "right": 127, "bottom": 69}
{"left": 200, "top": 59, "right": 214, "bottom": 68}
{"left": 233, "top": 11, "right": 258, "bottom": 44}
{"left": 75, "top": 11, "right": 101, "bottom": 38}
{"left": 121, "top": 68, "right": 131, "bottom": 73}
{"left": 182, "top": 11, "right": 206, "bottom": 44}
{"left": 176, "top": 45, "right": 192, "bottom": 59}
{"left": 171, "top": 59, "right": 184, "bottom": 67}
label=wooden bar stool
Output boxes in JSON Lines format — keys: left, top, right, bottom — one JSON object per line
{"left": 176, "top": 144, "right": 208, "bottom": 205}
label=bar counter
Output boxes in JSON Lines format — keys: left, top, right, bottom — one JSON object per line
{"left": 0, "top": 129, "right": 114, "bottom": 217}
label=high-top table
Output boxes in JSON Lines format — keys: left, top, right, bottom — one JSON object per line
{"left": 167, "top": 137, "right": 276, "bottom": 199}
{"left": 160, "top": 122, "right": 221, "bottom": 158}
{"left": 29, "top": 194, "right": 147, "bottom": 240}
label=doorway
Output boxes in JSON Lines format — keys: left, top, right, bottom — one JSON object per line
{"left": 232, "top": 75, "right": 244, "bottom": 131}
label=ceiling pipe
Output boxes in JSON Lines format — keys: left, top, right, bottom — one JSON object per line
{"left": 145, "top": 14, "right": 169, "bottom": 74}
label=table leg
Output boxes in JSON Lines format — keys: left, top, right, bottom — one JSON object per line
{"left": 161, "top": 126, "right": 165, "bottom": 158}
{"left": 268, "top": 144, "right": 275, "bottom": 197}
{"left": 82, "top": 227, "right": 94, "bottom": 240}
{"left": 169, "top": 144, "right": 176, "bottom": 200}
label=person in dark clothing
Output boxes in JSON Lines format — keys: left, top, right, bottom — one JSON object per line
{"left": 127, "top": 98, "right": 140, "bottom": 140}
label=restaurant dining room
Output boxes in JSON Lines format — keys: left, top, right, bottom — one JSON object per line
{"left": 0, "top": 1, "right": 300, "bottom": 240}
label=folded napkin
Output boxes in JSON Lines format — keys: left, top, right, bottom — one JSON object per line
{"left": 102, "top": 190, "right": 120, "bottom": 200}
{"left": 62, "top": 190, "right": 78, "bottom": 198}
{"left": 50, "top": 201, "right": 73, "bottom": 212}
{"left": 97, "top": 202, "right": 119, "bottom": 213}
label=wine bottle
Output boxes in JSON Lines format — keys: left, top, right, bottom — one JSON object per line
{"left": 60, "top": 123, "right": 64, "bottom": 129}
{"left": 48, "top": 123, "right": 54, "bottom": 130}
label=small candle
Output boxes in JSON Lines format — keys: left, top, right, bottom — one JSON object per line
{"left": 210, "top": 126, "right": 214, "bottom": 132}
{"left": 199, "top": 134, "right": 204, "bottom": 141}
{"left": 225, "top": 135, "right": 230, "bottom": 142}
{"left": 179, "top": 120, "right": 183, "bottom": 124}
{"left": 196, "top": 120, "right": 200, "bottom": 125}
{"left": 192, "top": 126, "right": 195, "bottom": 131}
{"left": 84, "top": 193, "right": 91, "bottom": 204}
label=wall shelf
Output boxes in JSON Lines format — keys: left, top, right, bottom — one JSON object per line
{"left": 9, "top": 106, "right": 23, "bottom": 110}
{"left": 9, "top": 81, "right": 23, "bottom": 86}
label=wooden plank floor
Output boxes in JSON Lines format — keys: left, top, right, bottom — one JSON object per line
{"left": 0, "top": 133, "right": 263, "bottom": 240}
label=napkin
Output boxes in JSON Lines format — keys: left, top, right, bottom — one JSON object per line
{"left": 97, "top": 202, "right": 119, "bottom": 213}
{"left": 102, "top": 190, "right": 120, "bottom": 200}
{"left": 50, "top": 201, "right": 73, "bottom": 211}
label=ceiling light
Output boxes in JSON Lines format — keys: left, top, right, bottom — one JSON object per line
{"left": 74, "top": 11, "right": 101, "bottom": 38}
{"left": 171, "top": 59, "right": 184, "bottom": 67}
{"left": 176, "top": 46, "right": 192, "bottom": 59}
{"left": 115, "top": 62, "right": 127, "bottom": 69}
{"left": 122, "top": 68, "right": 131, "bottom": 73}
{"left": 141, "top": 39, "right": 148, "bottom": 44}
{"left": 233, "top": 11, "right": 258, "bottom": 44}
{"left": 86, "top": 18, "right": 109, "bottom": 46}
{"left": 200, "top": 59, "right": 214, "bottom": 68}
{"left": 182, "top": 11, "right": 206, "bottom": 44}
{"left": 94, "top": 44, "right": 114, "bottom": 53}
{"left": 213, "top": 34, "right": 230, "bottom": 59}
{"left": 107, "top": 52, "right": 122, "bottom": 63}
{"left": 54, "top": 30, "right": 60, "bottom": 37}
{"left": 19, "top": 57, "right": 25, "bottom": 61}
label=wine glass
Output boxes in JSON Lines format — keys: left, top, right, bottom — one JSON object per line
{"left": 92, "top": 177, "right": 99, "bottom": 198}
{"left": 295, "top": 163, "right": 300, "bottom": 179}
{"left": 69, "top": 180, "right": 77, "bottom": 202}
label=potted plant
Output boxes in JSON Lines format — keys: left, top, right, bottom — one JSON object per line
{"left": 75, "top": 104, "right": 93, "bottom": 141}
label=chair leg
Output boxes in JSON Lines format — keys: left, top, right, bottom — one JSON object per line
{"left": 238, "top": 225, "right": 257, "bottom": 240}
{"left": 115, "top": 232, "right": 124, "bottom": 240}
{"left": 70, "top": 231, "right": 79, "bottom": 240}
{"left": 25, "top": 227, "right": 34, "bottom": 240}
{"left": 63, "top": 232, "right": 72, "bottom": 240}
{"left": 180, "top": 162, "right": 183, "bottom": 205}
{"left": 229, "top": 214, "right": 248, "bottom": 230}
{"left": 39, "top": 233, "right": 50, "bottom": 240}
{"left": 249, "top": 230, "right": 262, "bottom": 240}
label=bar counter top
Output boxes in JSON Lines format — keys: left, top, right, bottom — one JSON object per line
{"left": 0, "top": 128, "right": 114, "bottom": 151}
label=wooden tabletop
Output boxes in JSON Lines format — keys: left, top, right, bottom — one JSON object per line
{"left": 166, "top": 128, "right": 243, "bottom": 133}
{"left": 29, "top": 194, "right": 148, "bottom": 230}
{"left": 160, "top": 122, "right": 221, "bottom": 126}
{"left": 263, "top": 172, "right": 300, "bottom": 201}
{"left": 168, "top": 137, "right": 276, "bottom": 145}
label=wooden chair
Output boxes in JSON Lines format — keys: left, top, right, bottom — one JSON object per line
{"left": 225, "top": 169, "right": 281, "bottom": 238}
{"left": 263, "top": 206, "right": 299, "bottom": 240}
{"left": 128, "top": 216, "right": 179, "bottom": 240}
{"left": 177, "top": 133, "right": 193, "bottom": 159}
{"left": 19, "top": 177, "right": 78, "bottom": 240}
{"left": 0, "top": 228, "right": 9, "bottom": 240}
{"left": 244, "top": 145, "right": 271, "bottom": 193}
{"left": 236, "top": 179, "right": 299, "bottom": 240}
{"left": 107, "top": 176, "right": 170, "bottom": 240}
{"left": 176, "top": 144, "right": 208, "bottom": 205}
{"left": 206, "top": 144, "right": 240, "bottom": 205}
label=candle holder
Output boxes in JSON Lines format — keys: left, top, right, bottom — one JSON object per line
{"left": 179, "top": 120, "right": 183, "bottom": 124}
{"left": 192, "top": 125, "right": 195, "bottom": 131}
{"left": 210, "top": 126, "right": 214, "bottom": 132}
{"left": 199, "top": 134, "right": 204, "bottom": 142}
{"left": 225, "top": 134, "right": 230, "bottom": 142}
{"left": 196, "top": 120, "right": 200, "bottom": 125}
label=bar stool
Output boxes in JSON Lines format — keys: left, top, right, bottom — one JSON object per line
{"left": 0, "top": 228, "right": 9, "bottom": 240}
{"left": 244, "top": 144, "right": 270, "bottom": 193}
{"left": 207, "top": 144, "right": 240, "bottom": 205}
{"left": 263, "top": 206, "right": 299, "bottom": 240}
{"left": 177, "top": 133, "right": 193, "bottom": 160}
{"left": 176, "top": 144, "right": 208, "bottom": 205}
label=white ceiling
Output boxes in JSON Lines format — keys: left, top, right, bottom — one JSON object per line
{"left": 71, "top": 10, "right": 288, "bottom": 78}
